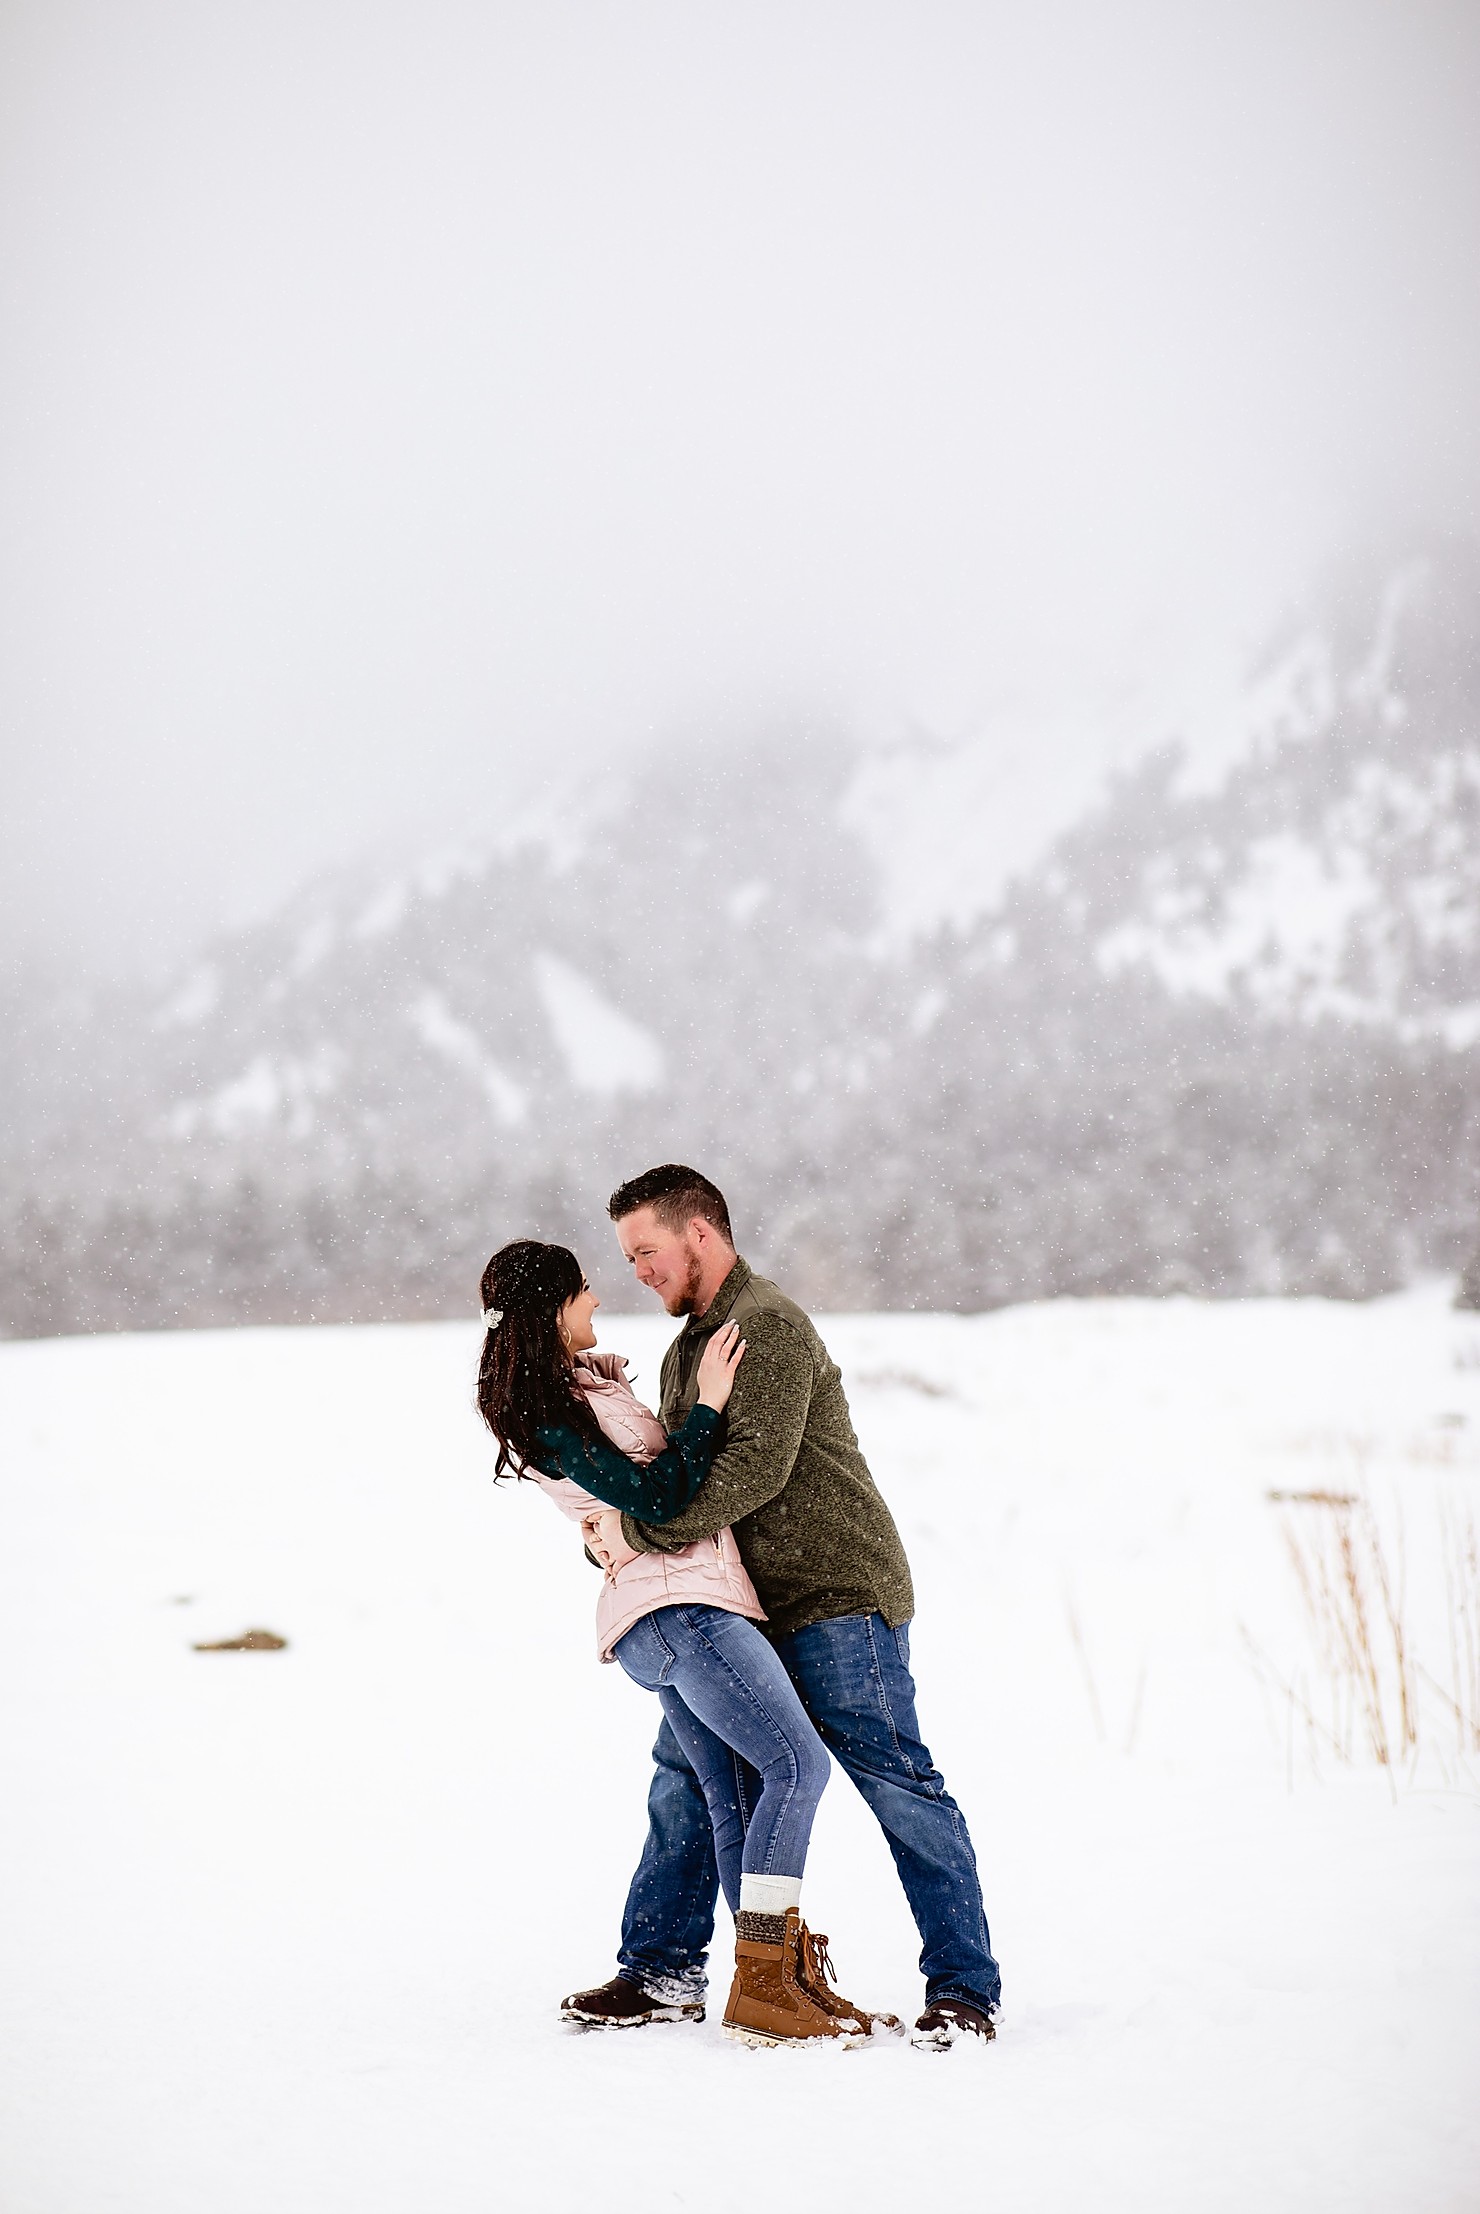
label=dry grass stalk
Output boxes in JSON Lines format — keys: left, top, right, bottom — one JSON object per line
{"left": 1239, "top": 1624, "right": 1346, "bottom": 1772}
{"left": 1438, "top": 1500, "right": 1480, "bottom": 1754}
{"left": 1280, "top": 1492, "right": 1417, "bottom": 1769}
{"left": 1366, "top": 1504, "right": 1417, "bottom": 1751}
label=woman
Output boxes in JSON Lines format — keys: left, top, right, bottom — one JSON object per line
{"left": 475, "top": 1237, "right": 892, "bottom": 2047}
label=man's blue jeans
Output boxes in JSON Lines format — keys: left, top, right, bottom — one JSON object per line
{"left": 616, "top": 1612, "right": 1001, "bottom": 2014}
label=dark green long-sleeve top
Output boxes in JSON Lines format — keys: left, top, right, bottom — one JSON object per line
{"left": 620, "top": 1258, "right": 915, "bottom": 1640}
{"left": 533, "top": 1402, "right": 721, "bottom": 1521}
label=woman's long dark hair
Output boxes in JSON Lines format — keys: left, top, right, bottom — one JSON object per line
{"left": 476, "top": 1240, "right": 602, "bottom": 1480}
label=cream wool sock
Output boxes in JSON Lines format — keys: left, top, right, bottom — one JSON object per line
{"left": 738, "top": 1873, "right": 803, "bottom": 1917}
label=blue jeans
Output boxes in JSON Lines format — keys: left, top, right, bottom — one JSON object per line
{"left": 613, "top": 1605, "right": 830, "bottom": 1909}
{"left": 616, "top": 1613, "right": 1000, "bottom": 2014}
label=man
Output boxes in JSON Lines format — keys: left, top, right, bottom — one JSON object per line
{"left": 561, "top": 1163, "right": 1001, "bottom": 2049}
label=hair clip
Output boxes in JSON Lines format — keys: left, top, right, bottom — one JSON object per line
{"left": 482, "top": 1307, "right": 504, "bottom": 1331}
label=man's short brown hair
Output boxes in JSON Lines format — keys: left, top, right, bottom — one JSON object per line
{"left": 607, "top": 1164, "right": 734, "bottom": 1246}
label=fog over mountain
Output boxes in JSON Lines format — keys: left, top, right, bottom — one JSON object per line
{"left": 3, "top": 0, "right": 1479, "bottom": 972}
{"left": 5, "top": 541, "right": 1476, "bottom": 1335}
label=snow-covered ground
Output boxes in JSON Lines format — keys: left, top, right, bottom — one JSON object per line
{"left": 2, "top": 1287, "right": 1478, "bottom": 2213}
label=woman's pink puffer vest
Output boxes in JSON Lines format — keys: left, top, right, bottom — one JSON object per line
{"left": 531, "top": 1351, "right": 765, "bottom": 1664}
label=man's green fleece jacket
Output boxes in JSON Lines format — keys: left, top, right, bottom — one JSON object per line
{"left": 620, "top": 1257, "right": 915, "bottom": 1641}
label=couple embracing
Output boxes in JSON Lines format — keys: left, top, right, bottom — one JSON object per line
{"left": 476, "top": 1163, "right": 1001, "bottom": 2050}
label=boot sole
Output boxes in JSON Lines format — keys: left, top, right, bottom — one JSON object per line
{"left": 560, "top": 2006, "right": 705, "bottom": 2029}
{"left": 723, "top": 2023, "right": 869, "bottom": 2050}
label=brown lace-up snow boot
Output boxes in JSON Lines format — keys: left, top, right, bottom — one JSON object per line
{"left": 722, "top": 1909, "right": 869, "bottom": 2048}
{"left": 794, "top": 1921, "right": 903, "bottom": 2037}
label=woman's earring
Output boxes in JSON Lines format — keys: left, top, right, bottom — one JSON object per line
{"left": 559, "top": 1323, "right": 572, "bottom": 1348}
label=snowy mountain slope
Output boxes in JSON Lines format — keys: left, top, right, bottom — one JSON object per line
{"left": 1036, "top": 547, "right": 1480, "bottom": 1040}
{"left": 1, "top": 1292, "right": 1476, "bottom": 2213}
{"left": 113, "top": 732, "right": 886, "bottom": 1184}
{"left": 2, "top": 544, "right": 1477, "bottom": 1331}
{"left": 142, "top": 544, "right": 1480, "bottom": 1108}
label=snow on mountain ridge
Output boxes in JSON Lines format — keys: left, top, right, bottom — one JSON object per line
{"left": 534, "top": 953, "right": 665, "bottom": 1098}
{"left": 407, "top": 991, "right": 529, "bottom": 1128}
{"left": 841, "top": 717, "right": 1107, "bottom": 949}
{"left": 164, "top": 1046, "right": 346, "bottom": 1142}
{"left": 137, "top": 550, "right": 1467, "bottom": 1045}
{"left": 1173, "top": 557, "right": 1430, "bottom": 799}
{"left": 1086, "top": 736, "right": 1480, "bottom": 1039}
{"left": 1059, "top": 551, "right": 1480, "bottom": 1043}
{"left": 1095, "top": 835, "right": 1378, "bottom": 1016}
{"left": 102, "top": 541, "right": 1480, "bottom": 1202}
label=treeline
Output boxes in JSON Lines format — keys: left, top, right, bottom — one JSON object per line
{"left": 5, "top": 1006, "right": 1475, "bottom": 1338}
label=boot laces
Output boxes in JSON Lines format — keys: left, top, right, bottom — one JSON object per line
{"left": 807, "top": 1929, "right": 838, "bottom": 1987}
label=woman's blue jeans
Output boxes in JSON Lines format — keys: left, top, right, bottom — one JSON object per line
{"left": 612, "top": 1604, "right": 830, "bottom": 1910}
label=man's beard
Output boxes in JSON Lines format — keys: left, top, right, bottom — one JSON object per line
{"left": 670, "top": 1247, "right": 706, "bottom": 1316}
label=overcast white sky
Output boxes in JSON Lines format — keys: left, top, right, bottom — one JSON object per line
{"left": 2, "top": 0, "right": 1478, "bottom": 974}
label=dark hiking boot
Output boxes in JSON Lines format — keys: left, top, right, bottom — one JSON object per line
{"left": 795, "top": 1921, "right": 903, "bottom": 2037}
{"left": 911, "top": 1996, "right": 997, "bottom": 2049}
{"left": 559, "top": 1975, "right": 704, "bottom": 2028}
{"left": 722, "top": 1909, "right": 868, "bottom": 2048}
